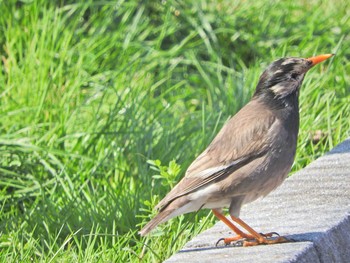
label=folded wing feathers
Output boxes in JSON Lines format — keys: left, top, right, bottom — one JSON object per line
{"left": 154, "top": 151, "right": 265, "bottom": 212}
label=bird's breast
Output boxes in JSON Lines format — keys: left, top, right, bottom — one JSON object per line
{"left": 243, "top": 117, "right": 298, "bottom": 202}
{"left": 222, "top": 116, "right": 298, "bottom": 205}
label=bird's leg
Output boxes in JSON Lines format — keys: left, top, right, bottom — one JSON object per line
{"left": 230, "top": 215, "right": 289, "bottom": 246}
{"left": 212, "top": 209, "right": 256, "bottom": 245}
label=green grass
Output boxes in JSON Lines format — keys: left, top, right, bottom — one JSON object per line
{"left": 0, "top": 0, "right": 349, "bottom": 262}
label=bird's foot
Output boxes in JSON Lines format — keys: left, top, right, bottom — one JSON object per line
{"left": 260, "top": 231, "right": 280, "bottom": 238}
{"left": 216, "top": 236, "right": 245, "bottom": 247}
{"left": 242, "top": 235, "right": 290, "bottom": 246}
{"left": 215, "top": 233, "right": 255, "bottom": 247}
{"left": 216, "top": 232, "right": 291, "bottom": 247}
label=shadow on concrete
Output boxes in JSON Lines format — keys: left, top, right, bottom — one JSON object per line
{"left": 326, "top": 138, "right": 350, "bottom": 155}
{"left": 287, "top": 231, "right": 323, "bottom": 242}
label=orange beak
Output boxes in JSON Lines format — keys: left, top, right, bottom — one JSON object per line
{"left": 307, "top": 54, "right": 334, "bottom": 66}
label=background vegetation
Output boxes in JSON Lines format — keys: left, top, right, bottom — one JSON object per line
{"left": 0, "top": 0, "right": 349, "bottom": 262}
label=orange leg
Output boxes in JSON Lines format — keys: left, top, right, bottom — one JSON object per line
{"left": 212, "top": 209, "right": 256, "bottom": 244}
{"left": 212, "top": 209, "right": 289, "bottom": 246}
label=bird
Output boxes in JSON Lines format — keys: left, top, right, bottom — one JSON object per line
{"left": 139, "top": 54, "right": 333, "bottom": 246}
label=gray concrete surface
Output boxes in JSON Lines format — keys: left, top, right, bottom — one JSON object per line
{"left": 165, "top": 138, "right": 350, "bottom": 262}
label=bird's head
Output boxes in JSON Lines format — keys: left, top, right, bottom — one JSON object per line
{"left": 254, "top": 54, "right": 333, "bottom": 107}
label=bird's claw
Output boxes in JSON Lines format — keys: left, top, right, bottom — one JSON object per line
{"left": 269, "top": 232, "right": 280, "bottom": 237}
{"left": 215, "top": 238, "right": 226, "bottom": 247}
{"left": 260, "top": 231, "right": 280, "bottom": 238}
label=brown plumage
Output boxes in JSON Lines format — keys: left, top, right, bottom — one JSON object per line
{"left": 139, "top": 54, "right": 333, "bottom": 246}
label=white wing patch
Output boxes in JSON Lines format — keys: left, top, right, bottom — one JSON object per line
{"left": 194, "top": 165, "right": 230, "bottom": 178}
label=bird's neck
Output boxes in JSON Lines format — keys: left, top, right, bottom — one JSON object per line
{"left": 255, "top": 91, "right": 300, "bottom": 135}
{"left": 255, "top": 90, "right": 299, "bottom": 112}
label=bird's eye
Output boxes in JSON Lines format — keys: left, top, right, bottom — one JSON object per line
{"left": 290, "top": 73, "right": 299, "bottom": 80}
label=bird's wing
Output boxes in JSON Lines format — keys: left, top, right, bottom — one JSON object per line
{"left": 155, "top": 99, "right": 276, "bottom": 211}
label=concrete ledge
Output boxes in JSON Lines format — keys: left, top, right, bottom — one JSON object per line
{"left": 165, "top": 138, "right": 350, "bottom": 263}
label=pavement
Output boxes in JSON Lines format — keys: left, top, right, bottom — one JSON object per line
{"left": 165, "top": 137, "right": 350, "bottom": 263}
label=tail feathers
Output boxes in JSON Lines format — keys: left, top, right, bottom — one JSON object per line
{"left": 139, "top": 209, "right": 174, "bottom": 236}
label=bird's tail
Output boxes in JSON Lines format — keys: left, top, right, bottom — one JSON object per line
{"left": 139, "top": 209, "right": 174, "bottom": 236}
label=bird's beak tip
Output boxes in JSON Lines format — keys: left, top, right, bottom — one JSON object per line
{"left": 307, "top": 53, "right": 334, "bottom": 66}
